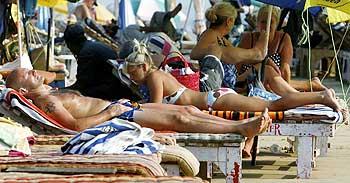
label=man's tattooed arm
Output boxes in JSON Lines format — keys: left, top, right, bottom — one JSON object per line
{"left": 44, "top": 102, "right": 56, "bottom": 113}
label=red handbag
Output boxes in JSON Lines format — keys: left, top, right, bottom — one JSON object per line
{"left": 160, "top": 52, "right": 200, "bottom": 91}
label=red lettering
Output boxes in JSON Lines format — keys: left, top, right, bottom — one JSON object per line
{"left": 275, "top": 124, "right": 282, "bottom": 135}
{"left": 268, "top": 124, "right": 273, "bottom": 132}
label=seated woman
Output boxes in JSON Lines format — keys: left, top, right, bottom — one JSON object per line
{"left": 190, "top": 2, "right": 328, "bottom": 99}
{"left": 238, "top": 5, "right": 327, "bottom": 91}
{"left": 189, "top": 2, "right": 337, "bottom": 158}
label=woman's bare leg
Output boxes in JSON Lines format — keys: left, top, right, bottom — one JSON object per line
{"left": 263, "top": 65, "right": 298, "bottom": 96}
{"left": 133, "top": 105, "right": 271, "bottom": 138}
{"left": 290, "top": 77, "right": 328, "bottom": 92}
{"left": 142, "top": 103, "right": 230, "bottom": 121}
{"left": 213, "top": 88, "right": 340, "bottom": 111}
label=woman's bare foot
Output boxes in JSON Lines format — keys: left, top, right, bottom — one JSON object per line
{"left": 242, "top": 149, "right": 252, "bottom": 158}
{"left": 322, "top": 89, "right": 340, "bottom": 111}
{"left": 240, "top": 109, "right": 271, "bottom": 158}
{"left": 243, "top": 137, "right": 254, "bottom": 158}
{"left": 238, "top": 108, "right": 272, "bottom": 138}
{"left": 312, "top": 77, "right": 328, "bottom": 91}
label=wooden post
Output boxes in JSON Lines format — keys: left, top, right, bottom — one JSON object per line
{"left": 17, "top": 0, "right": 23, "bottom": 65}
{"left": 114, "top": 0, "right": 119, "bottom": 22}
{"left": 46, "top": 8, "right": 53, "bottom": 71}
{"left": 264, "top": 5, "right": 273, "bottom": 55}
{"left": 297, "top": 136, "right": 313, "bottom": 178}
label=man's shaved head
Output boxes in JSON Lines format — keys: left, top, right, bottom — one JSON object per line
{"left": 5, "top": 68, "right": 25, "bottom": 90}
{"left": 5, "top": 68, "right": 44, "bottom": 91}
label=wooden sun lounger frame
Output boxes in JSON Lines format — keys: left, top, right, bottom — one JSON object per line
{"left": 0, "top": 172, "right": 205, "bottom": 183}
{"left": 0, "top": 153, "right": 165, "bottom": 177}
{"left": 163, "top": 118, "right": 342, "bottom": 182}
{"left": 260, "top": 120, "right": 337, "bottom": 179}
{"left": 0, "top": 94, "right": 345, "bottom": 182}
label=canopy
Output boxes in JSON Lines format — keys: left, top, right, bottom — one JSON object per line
{"left": 38, "top": 0, "right": 66, "bottom": 7}
{"left": 248, "top": 0, "right": 350, "bottom": 23}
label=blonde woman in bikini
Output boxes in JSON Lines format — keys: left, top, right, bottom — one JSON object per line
{"left": 125, "top": 40, "right": 339, "bottom": 112}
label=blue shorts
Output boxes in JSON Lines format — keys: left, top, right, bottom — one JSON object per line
{"left": 107, "top": 100, "right": 142, "bottom": 122}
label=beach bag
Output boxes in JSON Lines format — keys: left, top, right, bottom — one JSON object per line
{"left": 160, "top": 52, "right": 200, "bottom": 91}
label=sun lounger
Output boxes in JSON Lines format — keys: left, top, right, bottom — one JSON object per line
{"left": 208, "top": 105, "right": 348, "bottom": 179}
{"left": 0, "top": 88, "right": 76, "bottom": 135}
{"left": 0, "top": 172, "right": 205, "bottom": 183}
{"left": 0, "top": 143, "right": 205, "bottom": 182}
{"left": 161, "top": 133, "right": 245, "bottom": 183}
{"left": 0, "top": 145, "right": 165, "bottom": 177}
{"left": 0, "top": 88, "right": 200, "bottom": 177}
{"left": 33, "top": 135, "right": 200, "bottom": 177}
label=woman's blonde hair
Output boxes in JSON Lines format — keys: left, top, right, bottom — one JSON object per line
{"left": 125, "top": 39, "right": 157, "bottom": 69}
{"left": 257, "top": 5, "right": 281, "bottom": 23}
{"left": 205, "top": 2, "right": 237, "bottom": 26}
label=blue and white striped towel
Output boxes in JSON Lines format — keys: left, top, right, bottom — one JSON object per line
{"left": 61, "top": 118, "right": 161, "bottom": 155}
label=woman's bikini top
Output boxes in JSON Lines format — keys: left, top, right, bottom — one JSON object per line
{"left": 240, "top": 32, "right": 286, "bottom": 74}
{"left": 162, "top": 86, "right": 187, "bottom": 104}
{"left": 265, "top": 32, "right": 286, "bottom": 67}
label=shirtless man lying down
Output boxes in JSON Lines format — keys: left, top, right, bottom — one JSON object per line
{"left": 5, "top": 68, "right": 271, "bottom": 137}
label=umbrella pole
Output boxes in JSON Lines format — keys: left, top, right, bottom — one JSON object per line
{"left": 251, "top": 5, "right": 273, "bottom": 166}
{"left": 114, "top": 0, "right": 119, "bottom": 22}
{"left": 265, "top": 5, "right": 273, "bottom": 53}
{"left": 46, "top": 8, "right": 53, "bottom": 71}
{"left": 17, "top": 0, "right": 23, "bottom": 65}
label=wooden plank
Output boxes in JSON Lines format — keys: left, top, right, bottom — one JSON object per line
{"left": 161, "top": 164, "right": 180, "bottom": 176}
{"left": 167, "top": 133, "right": 244, "bottom": 144}
{"left": 316, "top": 136, "right": 329, "bottom": 157}
{"left": 184, "top": 147, "right": 221, "bottom": 162}
{"left": 225, "top": 144, "right": 242, "bottom": 183}
{"left": 296, "top": 137, "right": 313, "bottom": 179}
{"left": 262, "top": 123, "right": 335, "bottom": 137}
{"left": 5, "top": 167, "right": 118, "bottom": 174}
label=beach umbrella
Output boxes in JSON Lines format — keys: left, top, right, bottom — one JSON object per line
{"left": 38, "top": 0, "right": 66, "bottom": 7}
{"left": 248, "top": 0, "right": 350, "bottom": 23}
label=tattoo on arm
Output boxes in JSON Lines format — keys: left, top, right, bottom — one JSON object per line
{"left": 44, "top": 102, "right": 56, "bottom": 113}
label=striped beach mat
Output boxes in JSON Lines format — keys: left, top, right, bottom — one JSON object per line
{"left": 205, "top": 110, "right": 284, "bottom": 121}
{"left": 0, "top": 152, "right": 165, "bottom": 177}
